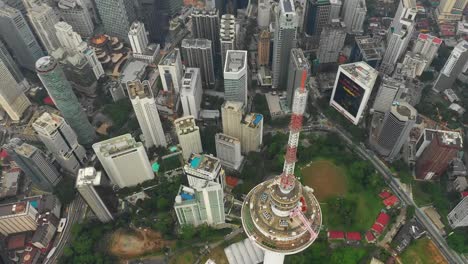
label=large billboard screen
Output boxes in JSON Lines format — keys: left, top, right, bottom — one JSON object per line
{"left": 331, "top": 72, "right": 365, "bottom": 119}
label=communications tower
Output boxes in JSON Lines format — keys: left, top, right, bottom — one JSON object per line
{"left": 241, "top": 70, "right": 322, "bottom": 264}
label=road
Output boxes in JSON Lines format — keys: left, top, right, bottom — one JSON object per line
{"left": 302, "top": 122, "right": 465, "bottom": 264}
{"left": 45, "top": 196, "right": 87, "bottom": 264}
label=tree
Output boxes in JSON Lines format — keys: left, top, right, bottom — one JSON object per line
{"left": 54, "top": 177, "right": 76, "bottom": 205}
{"left": 419, "top": 71, "right": 435, "bottom": 82}
{"left": 180, "top": 225, "right": 197, "bottom": 240}
{"left": 447, "top": 229, "right": 468, "bottom": 254}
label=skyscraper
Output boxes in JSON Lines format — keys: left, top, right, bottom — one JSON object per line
{"left": 4, "top": 138, "right": 61, "bottom": 192}
{"left": 35, "top": 56, "right": 96, "bottom": 145}
{"left": 372, "top": 76, "right": 405, "bottom": 113}
{"left": 127, "top": 80, "right": 167, "bottom": 148}
{"left": 191, "top": 8, "right": 220, "bottom": 53}
{"left": 158, "top": 48, "right": 183, "bottom": 93}
{"left": 447, "top": 196, "right": 468, "bottom": 228}
{"left": 0, "top": 1, "right": 44, "bottom": 70}
{"left": 411, "top": 33, "right": 442, "bottom": 70}
{"left": 174, "top": 116, "right": 203, "bottom": 160}
{"left": 33, "top": 112, "right": 87, "bottom": 174}
{"left": 224, "top": 50, "right": 248, "bottom": 105}
{"left": 220, "top": 14, "right": 236, "bottom": 67}
{"left": 128, "top": 21, "right": 148, "bottom": 55}
{"left": 330, "top": 62, "right": 378, "bottom": 125}
{"left": 94, "top": 0, "right": 136, "bottom": 41}
{"left": 57, "top": 0, "right": 95, "bottom": 37}
{"left": 0, "top": 51, "right": 31, "bottom": 121}
{"left": 287, "top": 48, "right": 310, "bottom": 108}
{"left": 342, "top": 0, "right": 366, "bottom": 34}
{"left": 436, "top": 0, "right": 468, "bottom": 23}
{"left": 215, "top": 133, "right": 244, "bottom": 170}
{"left": 184, "top": 153, "right": 225, "bottom": 189}
{"left": 272, "top": 0, "right": 298, "bottom": 90}
{"left": 350, "top": 36, "right": 382, "bottom": 68}
{"left": 370, "top": 102, "right": 417, "bottom": 161}
{"left": 222, "top": 101, "right": 244, "bottom": 140}
{"left": 182, "top": 39, "right": 215, "bottom": 87}
{"left": 257, "top": 0, "right": 271, "bottom": 28}
{"left": 433, "top": 40, "right": 468, "bottom": 93}
{"left": 380, "top": 0, "right": 417, "bottom": 75}
{"left": 24, "top": 1, "right": 60, "bottom": 53}
{"left": 76, "top": 167, "right": 114, "bottom": 223}
{"left": 317, "top": 19, "right": 346, "bottom": 64}
{"left": 241, "top": 113, "right": 264, "bottom": 153}
{"left": 257, "top": 30, "right": 271, "bottom": 66}
{"left": 415, "top": 130, "right": 462, "bottom": 180}
{"left": 180, "top": 68, "right": 203, "bottom": 119}
{"left": 303, "top": 0, "right": 331, "bottom": 36}
{"left": 0, "top": 40, "right": 23, "bottom": 83}
{"left": 160, "top": 0, "right": 183, "bottom": 17}
{"left": 93, "top": 134, "right": 154, "bottom": 188}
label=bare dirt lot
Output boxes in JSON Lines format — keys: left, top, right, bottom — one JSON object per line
{"left": 302, "top": 160, "right": 347, "bottom": 201}
{"left": 109, "top": 228, "right": 171, "bottom": 259}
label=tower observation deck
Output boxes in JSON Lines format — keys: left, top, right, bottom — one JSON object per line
{"left": 241, "top": 70, "right": 322, "bottom": 264}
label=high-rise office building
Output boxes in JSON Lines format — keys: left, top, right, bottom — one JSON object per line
{"left": 222, "top": 101, "right": 244, "bottom": 140}
{"left": 0, "top": 201, "right": 38, "bottom": 236}
{"left": 220, "top": 14, "right": 236, "bottom": 67}
{"left": 180, "top": 68, "right": 203, "bottom": 119}
{"left": 258, "top": 30, "right": 271, "bottom": 66}
{"left": 370, "top": 102, "right": 417, "bottom": 161}
{"left": 224, "top": 50, "right": 248, "bottom": 105}
{"left": 303, "top": 0, "right": 331, "bottom": 36}
{"left": 380, "top": 0, "right": 417, "bottom": 75}
{"left": 127, "top": 80, "right": 167, "bottom": 148}
{"left": 76, "top": 167, "right": 114, "bottom": 223}
{"left": 33, "top": 112, "right": 87, "bottom": 174}
{"left": 184, "top": 153, "right": 225, "bottom": 188}
{"left": 436, "top": 0, "right": 468, "bottom": 23}
{"left": 174, "top": 182, "right": 225, "bottom": 226}
{"left": 272, "top": 0, "right": 298, "bottom": 90}
{"left": 93, "top": 134, "right": 154, "bottom": 188}
{"left": 182, "top": 39, "right": 215, "bottom": 87}
{"left": 258, "top": 0, "right": 271, "bottom": 28}
{"left": 433, "top": 40, "right": 468, "bottom": 92}
{"left": 4, "top": 138, "right": 61, "bottom": 192}
{"left": 448, "top": 196, "right": 468, "bottom": 228}
{"left": 0, "top": 1, "right": 44, "bottom": 70}
{"left": 128, "top": 21, "right": 148, "bottom": 55}
{"left": 35, "top": 56, "right": 96, "bottom": 145}
{"left": 349, "top": 36, "right": 382, "bottom": 68}
{"left": 24, "top": 1, "right": 60, "bottom": 53}
{"left": 0, "top": 40, "right": 23, "bottom": 83}
{"left": 57, "top": 0, "right": 94, "bottom": 37}
{"left": 241, "top": 113, "right": 264, "bottom": 153}
{"left": 287, "top": 49, "right": 310, "bottom": 108}
{"left": 191, "top": 8, "right": 220, "bottom": 53}
{"left": 415, "top": 130, "right": 462, "bottom": 180}
{"left": 158, "top": 48, "right": 183, "bottom": 93}
{"left": 411, "top": 33, "right": 442, "bottom": 70}
{"left": 342, "top": 0, "right": 366, "bottom": 34}
{"left": 94, "top": 0, "right": 136, "bottom": 41}
{"left": 215, "top": 133, "right": 243, "bottom": 170}
{"left": 317, "top": 19, "right": 346, "bottom": 64}
{"left": 0, "top": 53, "right": 31, "bottom": 121}
{"left": 372, "top": 76, "right": 405, "bottom": 113}
{"left": 160, "top": 0, "right": 183, "bottom": 17}
{"left": 330, "top": 62, "right": 378, "bottom": 125}
{"left": 175, "top": 116, "right": 203, "bottom": 160}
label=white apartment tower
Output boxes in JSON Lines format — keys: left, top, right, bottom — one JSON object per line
{"left": 342, "top": 0, "right": 366, "bottom": 34}
{"left": 221, "top": 101, "right": 244, "bottom": 140}
{"left": 128, "top": 21, "right": 149, "bottom": 54}
{"left": 272, "top": 0, "right": 298, "bottom": 89}
{"left": 380, "top": 0, "right": 417, "bottom": 75}
{"left": 215, "top": 133, "right": 244, "bottom": 170}
{"left": 448, "top": 196, "right": 468, "bottom": 228}
{"left": 433, "top": 40, "right": 468, "bottom": 92}
{"left": 127, "top": 80, "right": 167, "bottom": 148}
{"left": 158, "top": 49, "right": 183, "bottom": 93}
{"left": 184, "top": 153, "right": 225, "bottom": 189}
{"left": 436, "top": 0, "right": 468, "bottom": 23}
{"left": 76, "top": 167, "right": 114, "bottom": 223}
{"left": 33, "top": 112, "right": 87, "bottom": 174}
{"left": 57, "top": 0, "right": 95, "bottom": 37}
{"left": 317, "top": 19, "right": 346, "bottom": 64}
{"left": 412, "top": 33, "right": 442, "bottom": 70}
{"left": 224, "top": 50, "right": 248, "bottom": 105}
{"left": 93, "top": 134, "right": 154, "bottom": 188}
{"left": 220, "top": 14, "right": 236, "bottom": 67}
{"left": 175, "top": 116, "right": 203, "bottom": 160}
{"left": 25, "top": 1, "right": 60, "bottom": 53}
{"left": 180, "top": 68, "right": 203, "bottom": 119}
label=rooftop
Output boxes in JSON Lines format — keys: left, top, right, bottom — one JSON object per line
{"left": 174, "top": 116, "right": 198, "bottom": 134}
{"left": 223, "top": 101, "right": 244, "bottom": 112}
{"left": 182, "top": 38, "right": 212, "bottom": 49}
{"left": 281, "top": 0, "right": 295, "bottom": 13}
{"left": 225, "top": 50, "right": 247, "bottom": 73}
{"left": 33, "top": 113, "right": 63, "bottom": 134}
{"left": 160, "top": 49, "right": 180, "bottom": 66}
{"left": 120, "top": 60, "right": 148, "bottom": 84}
{"left": 391, "top": 102, "right": 417, "bottom": 120}
{"left": 355, "top": 36, "right": 382, "bottom": 61}
{"left": 0, "top": 201, "right": 29, "bottom": 217}
{"left": 216, "top": 133, "right": 240, "bottom": 144}
{"left": 76, "top": 167, "right": 102, "bottom": 187}
{"left": 340, "top": 62, "right": 378, "bottom": 87}
{"left": 128, "top": 80, "right": 152, "bottom": 99}
{"left": 186, "top": 153, "right": 221, "bottom": 174}
{"left": 94, "top": 134, "right": 140, "bottom": 156}
{"left": 242, "top": 113, "right": 263, "bottom": 128}
{"left": 181, "top": 68, "right": 200, "bottom": 94}
{"left": 128, "top": 21, "right": 145, "bottom": 35}
{"left": 14, "top": 143, "right": 38, "bottom": 158}
{"left": 291, "top": 48, "right": 310, "bottom": 69}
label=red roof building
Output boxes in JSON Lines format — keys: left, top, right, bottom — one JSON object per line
{"left": 383, "top": 195, "right": 399, "bottom": 208}
{"left": 225, "top": 176, "right": 239, "bottom": 188}
{"left": 376, "top": 212, "right": 390, "bottom": 226}
{"left": 328, "top": 231, "right": 345, "bottom": 240}
{"left": 7, "top": 233, "right": 26, "bottom": 250}
{"left": 379, "top": 190, "right": 392, "bottom": 199}
{"left": 371, "top": 223, "right": 384, "bottom": 234}
{"left": 346, "top": 232, "right": 362, "bottom": 241}
{"left": 43, "top": 96, "right": 54, "bottom": 106}
{"left": 365, "top": 231, "right": 376, "bottom": 243}
{"left": 461, "top": 191, "right": 468, "bottom": 198}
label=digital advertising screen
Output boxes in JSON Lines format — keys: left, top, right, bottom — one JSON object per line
{"left": 332, "top": 72, "right": 365, "bottom": 119}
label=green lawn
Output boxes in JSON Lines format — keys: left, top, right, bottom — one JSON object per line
{"left": 400, "top": 237, "right": 448, "bottom": 264}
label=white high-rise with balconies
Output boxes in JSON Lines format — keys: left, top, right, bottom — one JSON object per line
{"left": 342, "top": 0, "right": 366, "bottom": 34}
{"left": 221, "top": 101, "right": 244, "bottom": 140}
{"left": 433, "top": 40, "right": 468, "bottom": 92}
{"left": 24, "top": 1, "right": 60, "bottom": 53}
{"left": 57, "top": 0, "right": 95, "bottom": 37}
{"left": 220, "top": 14, "right": 236, "bottom": 67}
{"left": 224, "top": 50, "right": 248, "bottom": 105}
{"left": 175, "top": 116, "right": 203, "bottom": 160}
{"left": 93, "top": 134, "right": 154, "bottom": 188}
{"left": 180, "top": 68, "right": 203, "bottom": 119}
{"left": 128, "top": 21, "right": 149, "bottom": 55}
{"left": 215, "top": 133, "right": 243, "bottom": 170}
{"left": 127, "top": 80, "right": 167, "bottom": 148}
